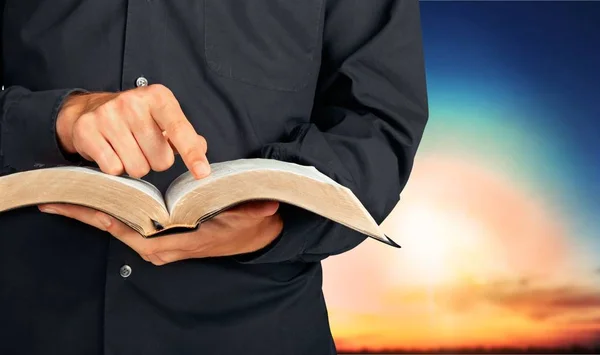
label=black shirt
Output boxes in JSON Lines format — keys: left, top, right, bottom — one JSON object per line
{"left": 0, "top": 1, "right": 428, "bottom": 354}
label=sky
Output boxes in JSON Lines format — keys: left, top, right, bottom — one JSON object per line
{"left": 322, "top": 1, "right": 600, "bottom": 352}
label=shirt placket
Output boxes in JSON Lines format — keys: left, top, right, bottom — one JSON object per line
{"left": 103, "top": 1, "right": 162, "bottom": 353}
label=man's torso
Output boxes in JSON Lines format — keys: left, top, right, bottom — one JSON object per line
{"left": 0, "top": 1, "right": 335, "bottom": 354}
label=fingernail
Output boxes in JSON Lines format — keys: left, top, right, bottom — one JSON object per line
{"left": 39, "top": 207, "right": 59, "bottom": 214}
{"left": 97, "top": 214, "right": 113, "bottom": 228}
{"left": 192, "top": 161, "right": 210, "bottom": 178}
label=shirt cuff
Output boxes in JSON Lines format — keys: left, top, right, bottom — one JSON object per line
{"left": 232, "top": 202, "right": 326, "bottom": 264}
{"left": 1, "top": 88, "right": 87, "bottom": 171}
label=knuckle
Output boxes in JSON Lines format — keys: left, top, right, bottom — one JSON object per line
{"left": 139, "top": 163, "right": 151, "bottom": 177}
{"left": 197, "top": 135, "right": 208, "bottom": 153}
{"left": 149, "top": 85, "right": 177, "bottom": 111}
{"left": 96, "top": 100, "right": 116, "bottom": 116}
{"left": 164, "top": 151, "right": 176, "bottom": 167}
{"left": 74, "top": 113, "right": 96, "bottom": 134}
{"left": 167, "top": 119, "right": 189, "bottom": 136}
{"left": 117, "top": 90, "right": 135, "bottom": 102}
{"left": 104, "top": 162, "right": 124, "bottom": 176}
{"left": 148, "top": 84, "right": 172, "bottom": 98}
{"left": 127, "top": 165, "right": 150, "bottom": 179}
{"left": 121, "top": 91, "right": 146, "bottom": 113}
{"left": 112, "top": 94, "right": 130, "bottom": 110}
{"left": 151, "top": 153, "right": 174, "bottom": 172}
{"left": 99, "top": 155, "right": 124, "bottom": 175}
{"left": 133, "top": 121, "right": 156, "bottom": 138}
{"left": 96, "top": 107, "right": 119, "bottom": 126}
{"left": 125, "top": 169, "right": 141, "bottom": 179}
{"left": 180, "top": 146, "right": 200, "bottom": 162}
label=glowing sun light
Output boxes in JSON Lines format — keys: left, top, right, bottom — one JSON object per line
{"left": 390, "top": 201, "right": 499, "bottom": 288}
{"left": 396, "top": 206, "right": 453, "bottom": 286}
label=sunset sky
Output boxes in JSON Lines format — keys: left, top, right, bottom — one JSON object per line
{"left": 322, "top": 2, "right": 600, "bottom": 351}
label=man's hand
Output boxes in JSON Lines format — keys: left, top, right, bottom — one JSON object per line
{"left": 37, "top": 201, "right": 283, "bottom": 264}
{"left": 57, "top": 84, "right": 210, "bottom": 179}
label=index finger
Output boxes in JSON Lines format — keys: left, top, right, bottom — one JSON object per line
{"left": 146, "top": 85, "right": 210, "bottom": 179}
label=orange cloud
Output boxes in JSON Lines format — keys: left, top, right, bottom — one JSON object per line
{"left": 486, "top": 286, "right": 600, "bottom": 319}
{"left": 328, "top": 279, "right": 600, "bottom": 351}
{"left": 422, "top": 279, "right": 600, "bottom": 322}
{"left": 323, "top": 153, "right": 599, "bottom": 352}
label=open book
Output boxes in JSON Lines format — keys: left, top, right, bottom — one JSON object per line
{"left": 0, "top": 158, "right": 398, "bottom": 247}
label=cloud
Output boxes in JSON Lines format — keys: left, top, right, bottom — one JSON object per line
{"left": 488, "top": 285, "right": 600, "bottom": 309}
{"left": 421, "top": 279, "right": 600, "bottom": 323}
{"left": 486, "top": 286, "right": 600, "bottom": 321}
{"left": 564, "top": 316, "right": 600, "bottom": 326}
{"left": 331, "top": 279, "right": 600, "bottom": 350}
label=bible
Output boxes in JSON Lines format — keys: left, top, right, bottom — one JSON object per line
{"left": 0, "top": 158, "right": 398, "bottom": 247}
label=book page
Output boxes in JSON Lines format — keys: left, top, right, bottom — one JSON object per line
{"left": 164, "top": 158, "right": 340, "bottom": 213}
{"left": 52, "top": 166, "right": 166, "bottom": 209}
{"left": 163, "top": 158, "right": 395, "bottom": 246}
{"left": 0, "top": 165, "right": 171, "bottom": 236}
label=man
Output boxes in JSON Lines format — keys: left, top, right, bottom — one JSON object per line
{"left": 0, "top": 1, "right": 428, "bottom": 354}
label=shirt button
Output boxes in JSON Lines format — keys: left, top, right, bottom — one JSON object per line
{"left": 119, "top": 265, "right": 132, "bottom": 278}
{"left": 135, "top": 76, "right": 149, "bottom": 87}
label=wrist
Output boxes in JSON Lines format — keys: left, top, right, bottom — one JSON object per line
{"left": 56, "top": 91, "right": 89, "bottom": 154}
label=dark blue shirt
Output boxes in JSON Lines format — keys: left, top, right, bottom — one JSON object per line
{"left": 0, "top": 1, "right": 428, "bottom": 354}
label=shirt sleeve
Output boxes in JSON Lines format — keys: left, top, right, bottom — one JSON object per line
{"left": 235, "top": 0, "right": 429, "bottom": 264}
{"left": 0, "top": 1, "right": 85, "bottom": 174}
{"left": 0, "top": 86, "right": 88, "bottom": 173}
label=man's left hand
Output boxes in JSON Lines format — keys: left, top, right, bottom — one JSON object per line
{"left": 38, "top": 201, "right": 283, "bottom": 265}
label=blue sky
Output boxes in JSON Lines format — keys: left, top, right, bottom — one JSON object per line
{"left": 419, "top": 1, "right": 600, "bottom": 269}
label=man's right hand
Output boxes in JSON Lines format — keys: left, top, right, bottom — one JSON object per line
{"left": 56, "top": 84, "right": 210, "bottom": 179}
